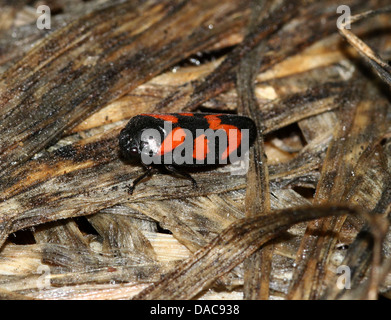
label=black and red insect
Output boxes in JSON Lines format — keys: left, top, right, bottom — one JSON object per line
{"left": 119, "top": 113, "right": 257, "bottom": 194}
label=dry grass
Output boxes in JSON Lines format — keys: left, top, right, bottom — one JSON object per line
{"left": 0, "top": 0, "right": 390, "bottom": 300}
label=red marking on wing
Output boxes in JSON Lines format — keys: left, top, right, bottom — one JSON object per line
{"left": 141, "top": 114, "right": 179, "bottom": 123}
{"left": 204, "top": 114, "right": 223, "bottom": 129}
{"left": 205, "top": 115, "right": 241, "bottom": 160}
{"left": 178, "top": 113, "right": 194, "bottom": 116}
{"left": 221, "top": 126, "right": 241, "bottom": 160}
{"left": 193, "top": 134, "right": 210, "bottom": 160}
{"left": 158, "top": 127, "right": 186, "bottom": 155}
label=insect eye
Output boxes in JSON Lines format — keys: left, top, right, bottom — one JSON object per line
{"left": 130, "top": 147, "right": 139, "bottom": 155}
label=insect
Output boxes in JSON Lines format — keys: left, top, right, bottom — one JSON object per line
{"left": 119, "top": 113, "right": 257, "bottom": 194}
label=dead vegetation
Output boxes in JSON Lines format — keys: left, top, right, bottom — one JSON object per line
{"left": 0, "top": 0, "right": 390, "bottom": 300}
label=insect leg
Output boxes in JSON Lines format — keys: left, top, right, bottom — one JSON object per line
{"left": 164, "top": 165, "right": 198, "bottom": 189}
{"left": 127, "top": 166, "right": 157, "bottom": 195}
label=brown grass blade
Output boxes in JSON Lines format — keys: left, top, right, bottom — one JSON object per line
{"left": 133, "top": 206, "right": 359, "bottom": 300}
